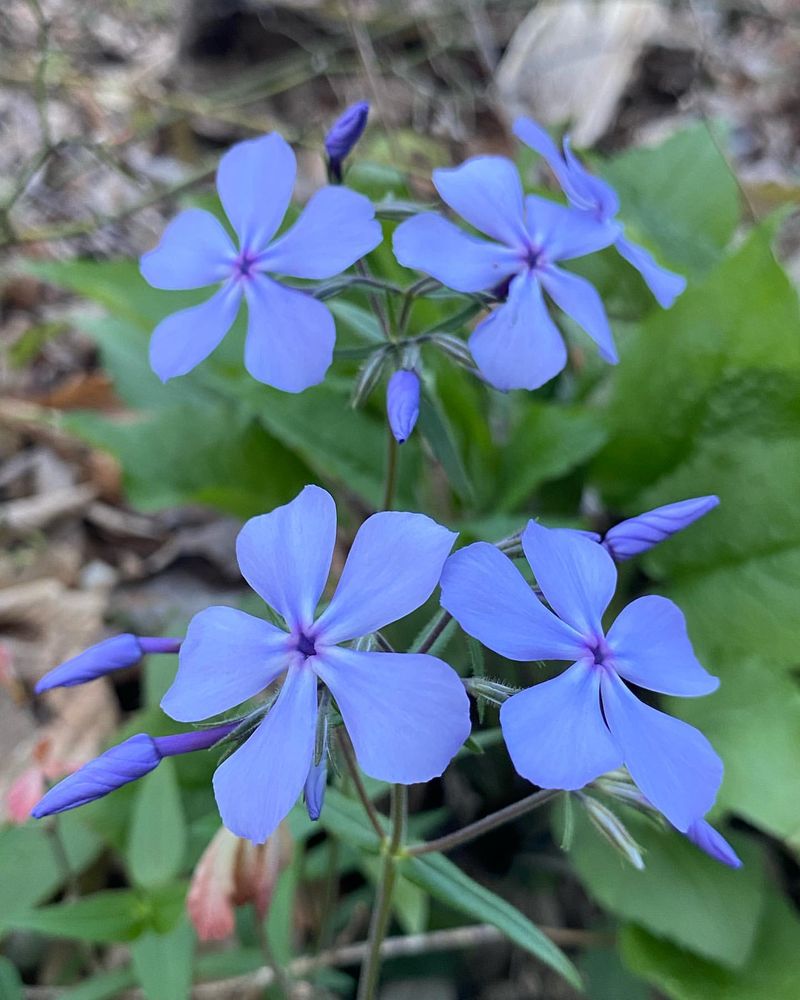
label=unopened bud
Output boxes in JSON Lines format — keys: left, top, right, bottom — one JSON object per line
{"left": 582, "top": 795, "right": 645, "bottom": 870}
{"left": 35, "top": 635, "right": 181, "bottom": 694}
{"left": 602, "top": 496, "right": 719, "bottom": 561}
{"left": 325, "top": 101, "right": 369, "bottom": 182}
{"left": 386, "top": 370, "right": 420, "bottom": 444}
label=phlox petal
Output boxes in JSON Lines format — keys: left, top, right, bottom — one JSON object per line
{"left": 615, "top": 236, "right": 687, "bottom": 309}
{"left": 439, "top": 542, "right": 586, "bottom": 661}
{"left": 216, "top": 133, "right": 296, "bottom": 252}
{"left": 140, "top": 209, "right": 235, "bottom": 290}
{"left": 539, "top": 265, "right": 618, "bottom": 363}
{"left": 149, "top": 282, "right": 242, "bottom": 382}
{"left": 469, "top": 272, "right": 567, "bottom": 391}
{"left": 433, "top": 156, "right": 528, "bottom": 248}
{"left": 522, "top": 520, "right": 616, "bottom": 637}
{"left": 607, "top": 596, "right": 719, "bottom": 697}
{"left": 161, "top": 607, "right": 293, "bottom": 722}
{"left": 243, "top": 276, "right": 334, "bottom": 392}
{"left": 236, "top": 486, "right": 337, "bottom": 631}
{"left": 525, "top": 195, "right": 619, "bottom": 261}
{"left": 500, "top": 662, "right": 622, "bottom": 789}
{"left": 685, "top": 819, "right": 742, "bottom": 869}
{"left": 314, "top": 648, "right": 470, "bottom": 783}
{"left": 562, "top": 138, "right": 620, "bottom": 218}
{"left": 314, "top": 512, "right": 456, "bottom": 645}
{"left": 259, "top": 186, "right": 381, "bottom": 279}
{"left": 599, "top": 671, "right": 723, "bottom": 832}
{"left": 213, "top": 663, "right": 317, "bottom": 843}
{"left": 392, "top": 213, "right": 522, "bottom": 293}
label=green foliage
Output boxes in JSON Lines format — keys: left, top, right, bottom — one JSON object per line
{"left": 130, "top": 919, "right": 194, "bottom": 1000}
{"left": 569, "top": 809, "right": 763, "bottom": 968}
{"left": 401, "top": 852, "right": 581, "bottom": 988}
{"left": 127, "top": 759, "right": 187, "bottom": 888}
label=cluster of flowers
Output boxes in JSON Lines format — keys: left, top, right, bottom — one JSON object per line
{"left": 139, "top": 104, "right": 684, "bottom": 444}
{"left": 31, "top": 487, "right": 736, "bottom": 868}
{"left": 23, "top": 105, "right": 738, "bottom": 882}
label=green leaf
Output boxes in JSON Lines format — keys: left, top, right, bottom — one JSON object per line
{"left": 418, "top": 390, "right": 474, "bottom": 501}
{"left": 621, "top": 891, "right": 800, "bottom": 1000}
{"left": 400, "top": 852, "right": 581, "bottom": 988}
{"left": 601, "top": 124, "right": 740, "bottom": 275}
{"left": 0, "top": 815, "right": 103, "bottom": 934}
{"left": 670, "top": 661, "right": 800, "bottom": 846}
{"left": 569, "top": 809, "right": 764, "bottom": 968}
{"left": 130, "top": 919, "right": 194, "bottom": 1000}
{"left": 498, "top": 402, "right": 608, "bottom": 512}
{"left": 595, "top": 225, "right": 800, "bottom": 500}
{"left": 127, "top": 759, "right": 187, "bottom": 888}
{"left": 318, "top": 787, "right": 384, "bottom": 852}
{"left": 65, "top": 401, "right": 310, "bottom": 518}
{"left": 360, "top": 856, "right": 430, "bottom": 935}
{"left": 61, "top": 968, "right": 137, "bottom": 1000}
{"left": 0, "top": 956, "right": 23, "bottom": 1000}
{"left": 10, "top": 890, "right": 146, "bottom": 942}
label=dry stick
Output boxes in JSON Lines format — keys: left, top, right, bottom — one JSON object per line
{"left": 337, "top": 731, "right": 385, "bottom": 842}
{"left": 21, "top": 923, "right": 605, "bottom": 999}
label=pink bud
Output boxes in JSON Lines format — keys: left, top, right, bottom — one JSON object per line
{"left": 187, "top": 824, "right": 293, "bottom": 941}
{"left": 6, "top": 766, "right": 46, "bottom": 824}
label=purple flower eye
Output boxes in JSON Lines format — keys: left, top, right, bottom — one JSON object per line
{"left": 139, "top": 132, "right": 382, "bottom": 392}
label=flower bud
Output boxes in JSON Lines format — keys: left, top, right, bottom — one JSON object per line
{"left": 6, "top": 767, "right": 45, "bottom": 825}
{"left": 31, "top": 723, "right": 236, "bottom": 818}
{"left": 325, "top": 101, "right": 369, "bottom": 181}
{"left": 582, "top": 795, "right": 645, "bottom": 870}
{"left": 188, "top": 823, "right": 293, "bottom": 941}
{"left": 304, "top": 758, "right": 327, "bottom": 822}
{"left": 387, "top": 370, "right": 420, "bottom": 444}
{"left": 35, "top": 635, "right": 182, "bottom": 694}
{"left": 602, "top": 496, "right": 719, "bottom": 561}
{"left": 685, "top": 819, "right": 742, "bottom": 869}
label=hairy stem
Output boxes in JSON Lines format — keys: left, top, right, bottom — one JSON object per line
{"left": 382, "top": 429, "right": 399, "bottom": 511}
{"left": 406, "top": 789, "right": 561, "bottom": 857}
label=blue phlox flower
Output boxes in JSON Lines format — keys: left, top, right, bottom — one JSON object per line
{"left": 392, "top": 156, "right": 621, "bottom": 392}
{"left": 160, "top": 485, "right": 471, "bottom": 844}
{"left": 440, "top": 520, "right": 723, "bottom": 832}
{"left": 32, "top": 724, "right": 236, "bottom": 818}
{"left": 514, "top": 116, "right": 687, "bottom": 309}
{"left": 386, "top": 369, "right": 421, "bottom": 444}
{"left": 140, "top": 132, "right": 382, "bottom": 391}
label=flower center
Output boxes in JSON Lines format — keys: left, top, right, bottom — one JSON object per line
{"left": 589, "top": 635, "right": 612, "bottom": 668}
{"left": 296, "top": 633, "right": 317, "bottom": 658}
{"left": 233, "top": 250, "right": 258, "bottom": 280}
{"left": 525, "top": 245, "right": 546, "bottom": 271}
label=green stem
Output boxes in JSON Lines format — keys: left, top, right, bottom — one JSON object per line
{"left": 406, "top": 789, "right": 561, "bottom": 857}
{"left": 382, "top": 429, "right": 398, "bottom": 511}
{"left": 357, "top": 785, "right": 407, "bottom": 1000}
{"left": 337, "top": 731, "right": 385, "bottom": 842}
{"left": 413, "top": 609, "right": 452, "bottom": 654}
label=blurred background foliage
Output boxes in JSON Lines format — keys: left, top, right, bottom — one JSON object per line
{"left": 1, "top": 0, "right": 799, "bottom": 998}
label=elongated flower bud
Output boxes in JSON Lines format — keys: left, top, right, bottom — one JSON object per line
{"left": 304, "top": 758, "right": 327, "bottom": 822}
{"left": 685, "top": 819, "right": 742, "bottom": 869}
{"left": 325, "top": 101, "right": 369, "bottom": 181}
{"left": 35, "top": 635, "right": 182, "bottom": 694}
{"left": 387, "top": 370, "right": 420, "bottom": 444}
{"left": 582, "top": 795, "right": 645, "bottom": 870}
{"left": 31, "top": 723, "right": 236, "bottom": 818}
{"left": 602, "top": 496, "right": 719, "bottom": 561}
